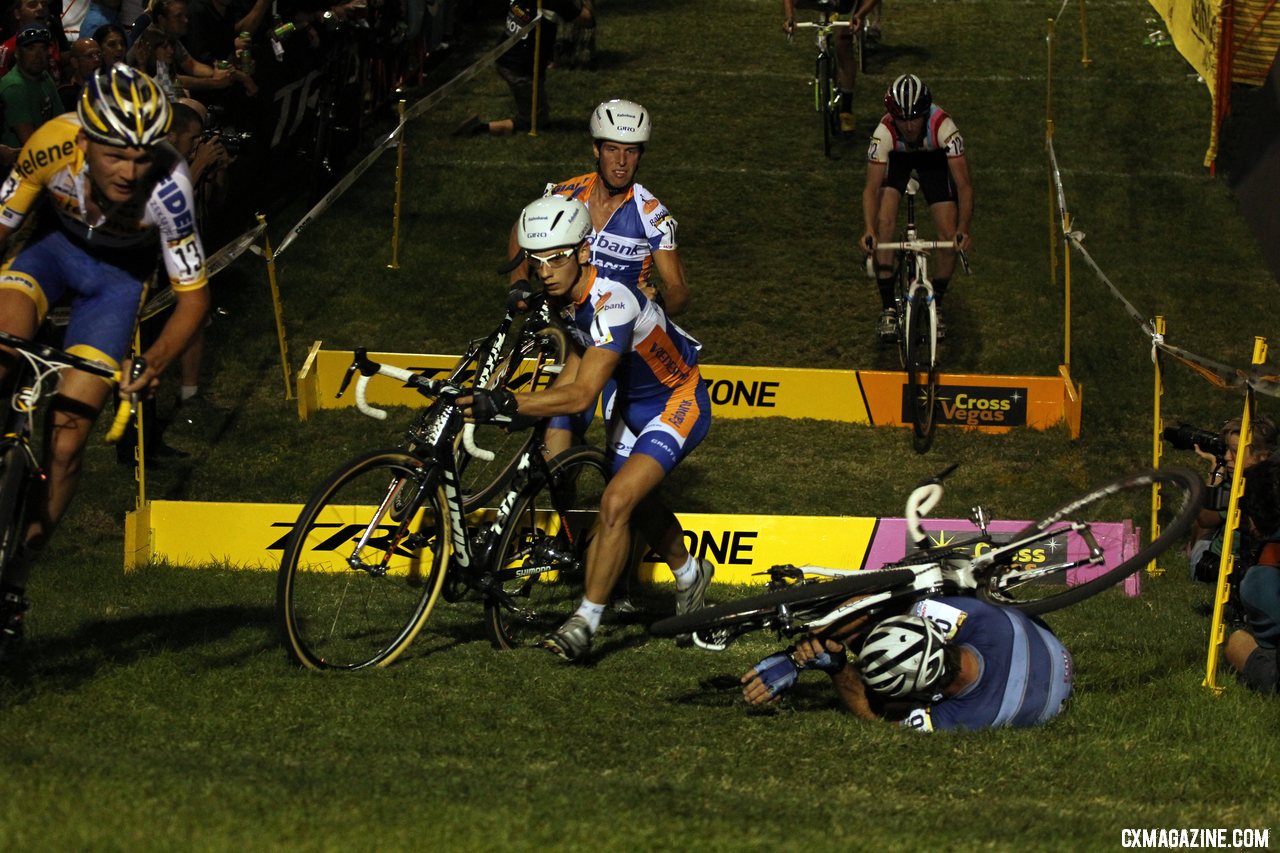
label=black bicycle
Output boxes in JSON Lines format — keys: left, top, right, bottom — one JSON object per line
{"left": 651, "top": 465, "right": 1201, "bottom": 650}
{"left": 275, "top": 323, "right": 602, "bottom": 670}
{"left": 0, "top": 330, "right": 137, "bottom": 659}
{"left": 792, "top": 0, "right": 862, "bottom": 158}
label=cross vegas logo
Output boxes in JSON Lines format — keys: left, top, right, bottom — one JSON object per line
{"left": 902, "top": 384, "right": 1029, "bottom": 427}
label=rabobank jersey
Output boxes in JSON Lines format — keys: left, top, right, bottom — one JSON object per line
{"left": 561, "top": 266, "right": 701, "bottom": 400}
{"left": 544, "top": 172, "right": 677, "bottom": 290}
{"left": 0, "top": 113, "right": 207, "bottom": 292}
{"left": 867, "top": 106, "right": 965, "bottom": 164}
{"left": 899, "top": 597, "right": 1072, "bottom": 732}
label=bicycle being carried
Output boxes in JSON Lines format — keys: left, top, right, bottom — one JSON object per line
{"left": 788, "top": 0, "right": 866, "bottom": 158}
{"left": 0, "top": 330, "right": 140, "bottom": 659}
{"left": 651, "top": 464, "right": 1201, "bottom": 651}
{"left": 873, "top": 177, "right": 969, "bottom": 453}
{"left": 275, "top": 289, "right": 617, "bottom": 670}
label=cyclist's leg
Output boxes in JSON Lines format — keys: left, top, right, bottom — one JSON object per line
{"left": 873, "top": 182, "right": 904, "bottom": 312}
{"left": 832, "top": 26, "right": 857, "bottom": 123}
{"left": 920, "top": 160, "right": 959, "bottom": 293}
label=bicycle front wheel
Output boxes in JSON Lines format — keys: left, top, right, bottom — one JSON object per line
{"left": 905, "top": 289, "right": 937, "bottom": 451}
{"left": 276, "top": 449, "right": 451, "bottom": 670}
{"left": 0, "top": 444, "right": 31, "bottom": 582}
{"left": 978, "top": 467, "right": 1203, "bottom": 615}
{"left": 818, "top": 50, "right": 837, "bottom": 158}
{"left": 456, "top": 324, "right": 567, "bottom": 511}
{"left": 649, "top": 568, "right": 918, "bottom": 642}
{"left": 484, "top": 446, "right": 610, "bottom": 650}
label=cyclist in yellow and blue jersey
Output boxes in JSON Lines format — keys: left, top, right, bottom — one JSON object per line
{"left": 0, "top": 64, "right": 209, "bottom": 640}
{"left": 463, "top": 195, "right": 713, "bottom": 663}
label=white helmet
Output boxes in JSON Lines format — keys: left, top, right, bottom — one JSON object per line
{"left": 517, "top": 196, "right": 592, "bottom": 252}
{"left": 858, "top": 615, "right": 949, "bottom": 697}
{"left": 589, "top": 99, "right": 651, "bottom": 145}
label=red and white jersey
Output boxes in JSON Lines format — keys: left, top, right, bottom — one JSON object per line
{"left": 867, "top": 106, "right": 965, "bottom": 163}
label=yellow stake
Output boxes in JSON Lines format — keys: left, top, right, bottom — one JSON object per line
{"left": 388, "top": 97, "right": 406, "bottom": 270}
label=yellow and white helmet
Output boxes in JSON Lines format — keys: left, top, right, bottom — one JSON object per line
{"left": 78, "top": 63, "right": 172, "bottom": 148}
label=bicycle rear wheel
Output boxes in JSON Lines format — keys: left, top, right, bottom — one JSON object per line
{"left": 978, "top": 467, "right": 1203, "bottom": 616}
{"left": 455, "top": 323, "right": 567, "bottom": 511}
{"left": 276, "top": 449, "right": 451, "bottom": 670}
{"left": 649, "top": 568, "right": 918, "bottom": 643}
{"left": 484, "top": 446, "right": 609, "bottom": 650}
{"left": 904, "top": 289, "right": 937, "bottom": 451}
{"left": 0, "top": 444, "right": 30, "bottom": 583}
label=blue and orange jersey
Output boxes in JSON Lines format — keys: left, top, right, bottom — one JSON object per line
{"left": 544, "top": 172, "right": 677, "bottom": 290}
{"left": 0, "top": 113, "right": 208, "bottom": 292}
{"left": 560, "top": 266, "right": 701, "bottom": 400}
{"left": 867, "top": 105, "right": 965, "bottom": 163}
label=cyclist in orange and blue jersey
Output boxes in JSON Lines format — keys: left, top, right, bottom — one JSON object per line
{"left": 508, "top": 99, "right": 689, "bottom": 462}
{"left": 0, "top": 65, "right": 209, "bottom": 646}
{"left": 860, "top": 74, "right": 973, "bottom": 341}
{"left": 463, "top": 195, "right": 713, "bottom": 664}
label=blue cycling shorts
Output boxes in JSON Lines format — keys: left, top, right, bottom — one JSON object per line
{"left": 605, "top": 378, "right": 711, "bottom": 476}
{"left": 0, "top": 227, "right": 155, "bottom": 369}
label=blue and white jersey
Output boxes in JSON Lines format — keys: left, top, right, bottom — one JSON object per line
{"left": 561, "top": 266, "right": 701, "bottom": 403}
{"left": 544, "top": 172, "right": 677, "bottom": 290}
{"left": 899, "top": 597, "right": 1073, "bottom": 732}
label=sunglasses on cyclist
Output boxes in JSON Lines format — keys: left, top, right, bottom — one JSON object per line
{"left": 526, "top": 246, "right": 579, "bottom": 269}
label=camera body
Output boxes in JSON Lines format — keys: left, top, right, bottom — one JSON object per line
{"left": 1162, "top": 422, "right": 1229, "bottom": 459}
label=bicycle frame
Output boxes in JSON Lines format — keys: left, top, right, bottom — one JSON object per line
{"left": 335, "top": 349, "right": 580, "bottom": 609}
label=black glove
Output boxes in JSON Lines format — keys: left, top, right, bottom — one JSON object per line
{"left": 469, "top": 388, "right": 538, "bottom": 430}
{"left": 507, "top": 278, "right": 534, "bottom": 313}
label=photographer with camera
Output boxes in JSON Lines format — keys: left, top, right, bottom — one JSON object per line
{"left": 1166, "top": 414, "right": 1278, "bottom": 586}
{"left": 1224, "top": 458, "right": 1280, "bottom": 694}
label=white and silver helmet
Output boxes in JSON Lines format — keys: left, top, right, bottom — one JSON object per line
{"left": 517, "top": 196, "right": 591, "bottom": 252}
{"left": 858, "top": 615, "right": 949, "bottom": 697}
{"left": 589, "top": 99, "right": 651, "bottom": 145}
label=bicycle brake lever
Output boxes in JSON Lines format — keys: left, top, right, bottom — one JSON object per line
{"left": 958, "top": 248, "right": 972, "bottom": 275}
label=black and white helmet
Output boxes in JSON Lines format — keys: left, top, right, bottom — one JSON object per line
{"left": 885, "top": 74, "right": 932, "bottom": 121}
{"left": 858, "top": 615, "right": 949, "bottom": 697}
{"left": 589, "top": 99, "right": 651, "bottom": 145}
{"left": 517, "top": 196, "right": 592, "bottom": 252}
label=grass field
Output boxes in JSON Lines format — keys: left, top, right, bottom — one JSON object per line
{"left": 3, "top": 0, "right": 1280, "bottom": 849}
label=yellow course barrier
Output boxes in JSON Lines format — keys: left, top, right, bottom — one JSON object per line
{"left": 294, "top": 343, "right": 1082, "bottom": 434}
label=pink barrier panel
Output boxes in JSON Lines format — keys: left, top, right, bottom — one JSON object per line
{"left": 861, "top": 517, "right": 1142, "bottom": 597}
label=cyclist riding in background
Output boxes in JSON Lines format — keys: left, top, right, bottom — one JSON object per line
{"left": 508, "top": 98, "right": 689, "bottom": 463}
{"left": 783, "top": 0, "right": 881, "bottom": 133}
{"left": 464, "top": 195, "right": 713, "bottom": 663}
{"left": 741, "top": 597, "right": 1073, "bottom": 731}
{"left": 860, "top": 73, "right": 973, "bottom": 341}
{"left": 0, "top": 64, "right": 210, "bottom": 642}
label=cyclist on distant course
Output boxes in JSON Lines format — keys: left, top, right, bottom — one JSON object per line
{"left": 783, "top": 0, "right": 881, "bottom": 133}
{"left": 507, "top": 98, "right": 689, "bottom": 463}
{"left": 0, "top": 64, "right": 210, "bottom": 647}
{"left": 461, "top": 195, "right": 713, "bottom": 663}
{"left": 741, "top": 596, "right": 1073, "bottom": 731}
{"left": 860, "top": 73, "right": 973, "bottom": 341}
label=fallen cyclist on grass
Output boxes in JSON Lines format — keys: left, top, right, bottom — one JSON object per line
{"left": 740, "top": 596, "right": 1073, "bottom": 731}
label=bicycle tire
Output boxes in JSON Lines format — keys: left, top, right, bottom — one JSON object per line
{"left": 978, "top": 467, "right": 1203, "bottom": 616}
{"left": 649, "top": 568, "right": 918, "bottom": 638}
{"left": 905, "top": 289, "right": 937, "bottom": 451}
{"left": 0, "top": 444, "right": 30, "bottom": 588}
{"left": 455, "top": 323, "right": 567, "bottom": 511}
{"left": 895, "top": 253, "right": 913, "bottom": 368}
{"left": 276, "top": 449, "right": 451, "bottom": 670}
{"left": 483, "top": 446, "right": 609, "bottom": 650}
{"left": 818, "top": 49, "right": 835, "bottom": 158}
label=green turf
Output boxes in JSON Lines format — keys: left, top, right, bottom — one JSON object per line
{"left": 3, "top": 0, "right": 1279, "bottom": 848}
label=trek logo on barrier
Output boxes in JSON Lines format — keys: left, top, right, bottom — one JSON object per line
{"left": 902, "top": 385, "right": 1028, "bottom": 427}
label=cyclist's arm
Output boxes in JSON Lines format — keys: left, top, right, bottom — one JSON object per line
{"left": 782, "top": 0, "right": 796, "bottom": 32}
{"left": 512, "top": 345, "right": 618, "bottom": 418}
{"left": 849, "top": 0, "right": 881, "bottom": 29}
{"left": 122, "top": 287, "right": 210, "bottom": 394}
{"left": 947, "top": 152, "right": 974, "bottom": 252}
{"left": 830, "top": 664, "right": 881, "bottom": 720}
{"left": 861, "top": 159, "right": 888, "bottom": 249}
{"left": 651, "top": 248, "right": 689, "bottom": 316}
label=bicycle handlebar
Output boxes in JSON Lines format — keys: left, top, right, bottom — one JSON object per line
{"left": 904, "top": 464, "right": 960, "bottom": 550}
{"left": 873, "top": 239, "right": 961, "bottom": 253}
